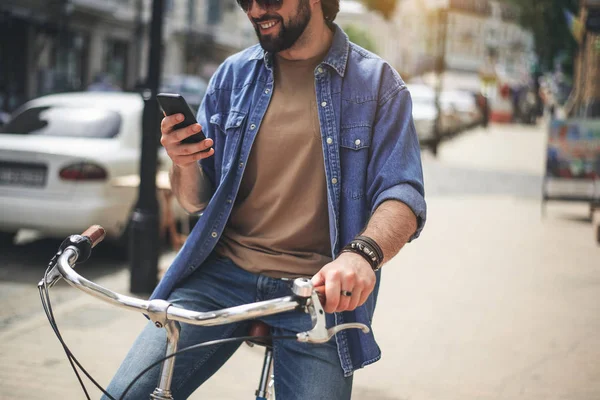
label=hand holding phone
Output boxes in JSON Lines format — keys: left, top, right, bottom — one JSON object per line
{"left": 157, "top": 93, "right": 208, "bottom": 146}
{"left": 158, "top": 93, "right": 214, "bottom": 168}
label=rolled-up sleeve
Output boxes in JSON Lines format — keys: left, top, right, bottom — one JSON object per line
{"left": 367, "top": 83, "right": 427, "bottom": 241}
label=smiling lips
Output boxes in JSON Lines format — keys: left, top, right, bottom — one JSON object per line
{"left": 258, "top": 20, "right": 279, "bottom": 31}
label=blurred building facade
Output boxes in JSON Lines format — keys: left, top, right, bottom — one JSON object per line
{"left": 338, "top": 0, "right": 535, "bottom": 122}
{"left": 0, "top": 0, "right": 254, "bottom": 113}
{"left": 0, "top": 0, "right": 141, "bottom": 111}
{"left": 0, "top": 0, "right": 535, "bottom": 117}
{"left": 337, "top": 0, "right": 534, "bottom": 83}
{"left": 158, "top": 0, "right": 255, "bottom": 81}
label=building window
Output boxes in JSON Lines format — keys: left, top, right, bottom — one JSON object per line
{"left": 104, "top": 39, "right": 129, "bottom": 90}
{"left": 165, "top": 0, "right": 174, "bottom": 14}
{"left": 207, "top": 0, "right": 221, "bottom": 25}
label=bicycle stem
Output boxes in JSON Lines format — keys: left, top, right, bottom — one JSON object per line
{"left": 150, "top": 320, "right": 180, "bottom": 400}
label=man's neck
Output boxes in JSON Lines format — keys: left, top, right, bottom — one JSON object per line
{"left": 277, "top": 20, "right": 334, "bottom": 62}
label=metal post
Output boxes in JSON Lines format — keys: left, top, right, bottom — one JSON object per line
{"left": 432, "top": 7, "right": 447, "bottom": 156}
{"left": 130, "top": 0, "right": 164, "bottom": 294}
{"left": 133, "top": 0, "right": 145, "bottom": 86}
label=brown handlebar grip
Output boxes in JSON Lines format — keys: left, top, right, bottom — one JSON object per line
{"left": 81, "top": 225, "right": 106, "bottom": 248}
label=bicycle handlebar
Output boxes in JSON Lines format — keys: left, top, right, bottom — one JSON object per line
{"left": 53, "top": 247, "right": 303, "bottom": 327}
{"left": 40, "top": 226, "right": 370, "bottom": 344}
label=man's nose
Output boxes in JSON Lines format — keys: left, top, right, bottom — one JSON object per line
{"left": 246, "top": 0, "right": 268, "bottom": 15}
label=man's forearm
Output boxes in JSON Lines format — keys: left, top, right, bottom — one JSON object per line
{"left": 169, "top": 163, "right": 213, "bottom": 214}
{"left": 360, "top": 200, "right": 418, "bottom": 264}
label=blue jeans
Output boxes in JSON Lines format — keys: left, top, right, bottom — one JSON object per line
{"left": 103, "top": 254, "right": 353, "bottom": 399}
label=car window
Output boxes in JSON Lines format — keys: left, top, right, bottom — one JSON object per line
{"left": 0, "top": 106, "right": 122, "bottom": 138}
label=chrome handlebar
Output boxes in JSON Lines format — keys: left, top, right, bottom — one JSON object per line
{"left": 39, "top": 244, "right": 369, "bottom": 344}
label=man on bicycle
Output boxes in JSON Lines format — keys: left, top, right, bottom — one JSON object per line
{"left": 106, "top": 0, "right": 426, "bottom": 398}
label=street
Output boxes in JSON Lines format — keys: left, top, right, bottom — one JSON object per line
{"left": 0, "top": 122, "right": 599, "bottom": 399}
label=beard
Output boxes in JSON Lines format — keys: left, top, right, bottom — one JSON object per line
{"left": 253, "top": 0, "right": 311, "bottom": 53}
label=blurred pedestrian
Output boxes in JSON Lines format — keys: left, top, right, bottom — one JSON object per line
{"left": 105, "top": 1, "right": 426, "bottom": 399}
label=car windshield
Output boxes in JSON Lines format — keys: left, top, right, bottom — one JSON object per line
{"left": 0, "top": 106, "right": 121, "bottom": 138}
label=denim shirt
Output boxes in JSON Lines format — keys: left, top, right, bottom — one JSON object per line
{"left": 150, "top": 25, "right": 427, "bottom": 377}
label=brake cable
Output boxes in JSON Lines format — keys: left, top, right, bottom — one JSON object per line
{"left": 118, "top": 334, "right": 297, "bottom": 400}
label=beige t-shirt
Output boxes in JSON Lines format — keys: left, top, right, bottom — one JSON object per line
{"left": 215, "top": 53, "right": 332, "bottom": 278}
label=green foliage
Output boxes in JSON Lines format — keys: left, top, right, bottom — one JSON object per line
{"left": 499, "top": 0, "right": 579, "bottom": 75}
{"left": 344, "top": 24, "right": 378, "bottom": 53}
{"left": 360, "top": 0, "right": 399, "bottom": 20}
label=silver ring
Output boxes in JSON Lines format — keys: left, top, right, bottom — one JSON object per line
{"left": 340, "top": 290, "right": 352, "bottom": 297}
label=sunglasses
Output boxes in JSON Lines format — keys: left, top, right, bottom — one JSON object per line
{"left": 236, "top": 0, "right": 283, "bottom": 12}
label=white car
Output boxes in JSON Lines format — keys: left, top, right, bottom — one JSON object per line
{"left": 407, "top": 83, "right": 460, "bottom": 143}
{"left": 440, "top": 90, "right": 482, "bottom": 129}
{"left": 408, "top": 83, "right": 438, "bottom": 143}
{"left": 0, "top": 92, "right": 184, "bottom": 247}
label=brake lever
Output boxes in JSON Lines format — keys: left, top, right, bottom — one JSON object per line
{"left": 38, "top": 249, "right": 66, "bottom": 289}
{"left": 38, "top": 228, "right": 103, "bottom": 289}
{"left": 294, "top": 284, "right": 370, "bottom": 344}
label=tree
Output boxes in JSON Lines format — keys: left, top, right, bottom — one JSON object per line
{"left": 500, "top": 0, "right": 579, "bottom": 75}
{"left": 344, "top": 24, "right": 378, "bottom": 53}
{"left": 360, "top": 0, "right": 399, "bottom": 20}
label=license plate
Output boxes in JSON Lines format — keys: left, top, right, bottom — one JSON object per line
{"left": 0, "top": 162, "right": 47, "bottom": 187}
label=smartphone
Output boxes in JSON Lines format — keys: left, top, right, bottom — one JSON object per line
{"left": 156, "top": 93, "right": 208, "bottom": 146}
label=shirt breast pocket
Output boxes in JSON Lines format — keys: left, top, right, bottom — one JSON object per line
{"left": 209, "top": 110, "right": 247, "bottom": 177}
{"left": 340, "top": 125, "right": 372, "bottom": 200}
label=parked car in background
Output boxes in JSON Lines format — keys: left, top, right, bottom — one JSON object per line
{"left": 159, "top": 75, "right": 208, "bottom": 115}
{"left": 408, "top": 83, "right": 438, "bottom": 143}
{"left": 440, "top": 89, "right": 483, "bottom": 130}
{"left": 407, "top": 83, "right": 466, "bottom": 144}
{"left": 0, "top": 92, "right": 185, "bottom": 248}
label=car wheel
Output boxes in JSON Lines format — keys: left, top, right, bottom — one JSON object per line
{"left": 0, "top": 231, "right": 17, "bottom": 247}
{"left": 430, "top": 141, "right": 439, "bottom": 157}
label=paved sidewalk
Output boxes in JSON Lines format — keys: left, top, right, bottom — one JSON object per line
{"left": 0, "top": 195, "right": 599, "bottom": 399}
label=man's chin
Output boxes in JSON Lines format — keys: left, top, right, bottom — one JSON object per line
{"left": 258, "top": 38, "right": 285, "bottom": 53}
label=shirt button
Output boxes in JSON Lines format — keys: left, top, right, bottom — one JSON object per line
{"left": 227, "top": 199, "right": 233, "bottom": 204}
{"left": 250, "top": 124, "right": 256, "bottom": 130}
{"left": 265, "top": 88, "right": 270, "bottom": 94}
{"left": 326, "top": 137, "right": 333, "bottom": 145}
{"left": 317, "top": 67, "right": 324, "bottom": 74}
{"left": 239, "top": 162, "right": 244, "bottom": 168}
{"left": 321, "top": 101, "right": 327, "bottom": 107}
{"left": 211, "top": 232, "right": 218, "bottom": 238}
{"left": 355, "top": 139, "right": 361, "bottom": 146}
{"left": 331, "top": 178, "right": 338, "bottom": 184}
